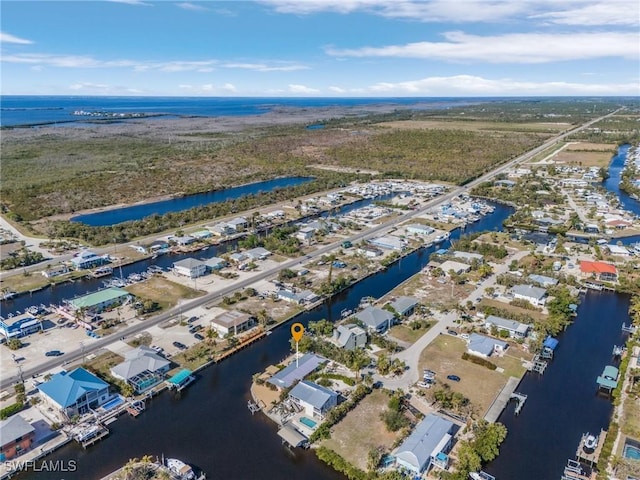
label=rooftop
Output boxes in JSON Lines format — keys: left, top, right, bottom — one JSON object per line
{"left": 268, "top": 353, "right": 325, "bottom": 389}
{"left": 395, "top": 414, "right": 455, "bottom": 472}
{"left": 69, "top": 287, "right": 130, "bottom": 310}
{"left": 289, "top": 380, "right": 337, "bottom": 410}
{"left": 0, "top": 414, "right": 34, "bottom": 445}
{"left": 38, "top": 368, "right": 109, "bottom": 408}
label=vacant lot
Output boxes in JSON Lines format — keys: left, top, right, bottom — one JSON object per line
{"left": 376, "top": 120, "right": 569, "bottom": 133}
{"left": 83, "top": 351, "right": 125, "bottom": 381}
{"left": 389, "top": 321, "right": 434, "bottom": 345}
{"left": 321, "top": 389, "right": 402, "bottom": 471}
{"left": 419, "top": 335, "right": 526, "bottom": 416}
{"left": 125, "top": 276, "right": 204, "bottom": 310}
{"left": 552, "top": 150, "right": 614, "bottom": 168}
{"left": 479, "top": 298, "right": 547, "bottom": 322}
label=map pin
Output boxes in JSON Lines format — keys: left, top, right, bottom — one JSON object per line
{"left": 291, "top": 323, "right": 304, "bottom": 342}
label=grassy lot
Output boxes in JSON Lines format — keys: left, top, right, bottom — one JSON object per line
{"left": 479, "top": 298, "right": 547, "bottom": 322}
{"left": 418, "top": 335, "right": 524, "bottom": 417}
{"left": 552, "top": 150, "right": 614, "bottom": 168}
{"left": 83, "top": 351, "right": 124, "bottom": 381}
{"left": 389, "top": 321, "right": 434, "bottom": 344}
{"left": 0, "top": 269, "right": 87, "bottom": 294}
{"left": 320, "top": 389, "right": 402, "bottom": 471}
{"left": 125, "top": 276, "right": 204, "bottom": 310}
{"left": 171, "top": 341, "right": 225, "bottom": 371}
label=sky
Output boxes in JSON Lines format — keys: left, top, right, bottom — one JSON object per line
{"left": 1, "top": 0, "right": 639, "bottom": 97}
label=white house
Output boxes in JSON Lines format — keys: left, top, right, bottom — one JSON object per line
{"left": 438, "top": 260, "right": 471, "bottom": 276}
{"left": 226, "top": 217, "right": 248, "bottom": 232}
{"left": 467, "top": 333, "right": 508, "bottom": 358}
{"left": 405, "top": 224, "right": 435, "bottom": 236}
{"left": 211, "top": 310, "right": 255, "bottom": 336}
{"left": 452, "top": 251, "right": 484, "bottom": 264}
{"left": 42, "top": 265, "right": 70, "bottom": 279}
{"left": 356, "top": 246, "right": 383, "bottom": 258}
{"left": 368, "top": 235, "right": 405, "bottom": 251}
{"left": 511, "top": 284, "right": 547, "bottom": 306}
{"left": 333, "top": 324, "right": 367, "bottom": 350}
{"left": 353, "top": 306, "right": 395, "bottom": 333}
{"left": 485, "top": 315, "right": 530, "bottom": 338}
{"left": 70, "top": 250, "right": 108, "bottom": 270}
{"left": 296, "top": 227, "right": 315, "bottom": 243}
{"left": 173, "top": 258, "right": 207, "bottom": 278}
{"left": 288, "top": 380, "right": 338, "bottom": 420}
{"left": 245, "top": 247, "right": 272, "bottom": 261}
{"left": 394, "top": 414, "right": 456, "bottom": 474}
{"left": 110, "top": 346, "right": 170, "bottom": 394}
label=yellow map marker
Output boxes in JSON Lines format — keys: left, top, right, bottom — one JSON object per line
{"left": 291, "top": 323, "right": 304, "bottom": 367}
{"left": 291, "top": 323, "right": 304, "bottom": 342}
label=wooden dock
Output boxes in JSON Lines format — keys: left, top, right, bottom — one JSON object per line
{"left": 484, "top": 376, "right": 520, "bottom": 423}
{"left": 575, "top": 429, "right": 607, "bottom": 467}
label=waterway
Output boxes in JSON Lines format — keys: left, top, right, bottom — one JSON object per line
{"left": 602, "top": 144, "right": 639, "bottom": 217}
{"left": 20, "top": 204, "right": 512, "bottom": 479}
{"left": 70, "top": 177, "right": 314, "bottom": 226}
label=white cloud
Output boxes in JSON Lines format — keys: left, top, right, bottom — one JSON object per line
{"left": 329, "top": 86, "right": 347, "bottom": 93}
{"left": 108, "top": 0, "right": 153, "bottom": 6}
{"left": 288, "top": 84, "right": 320, "bottom": 94}
{"left": 135, "top": 60, "right": 218, "bottom": 72}
{"left": 69, "top": 82, "right": 112, "bottom": 91}
{"left": 260, "top": 0, "right": 639, "bottom": 26}
{"left": 176, "top": 2, "right": 209, "bottom": 12}
{"left": 2, "top": 53, "right": 136, "bottom": 68}
{"left": 178, "top": 83, "right": 238, "bottom": 95}
{"left": 327, "top": 31, "right": 639, "bottom": 63}
{"left": 1, "top": 32, "right": 34, "bottom": 45}
{"left": 364, "top": 74, "right": 639, "bottom": 95}
{"left": 222, "top": 62, "right": 309, "bottom": 72}
{"left": 222, "top": 83, "right": 238, "bottom": 92}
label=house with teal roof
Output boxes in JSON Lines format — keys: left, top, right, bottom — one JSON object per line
{"left": 37, "top": 368, "right": 111, "bottom": 422}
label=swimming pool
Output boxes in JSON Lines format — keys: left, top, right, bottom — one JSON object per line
{"left": 299, "top": 416, "right": 317, "bottom": 429}
{"left": 623, "top": 441, "right": 640, "bottom": 460}
{"left": 101, "top": 395, "right": 124, "bottom": 411}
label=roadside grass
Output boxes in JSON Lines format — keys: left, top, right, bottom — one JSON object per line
{"left": 320, "top": 389, "right": 402, "bottom": 471}
{"left": 125, "top": 276, "right": 204, "bottom": 310}
{"left": 375, "top": 120, "right": 568, "bottom": 133}
{"left": 418, "top": 335, "right": 516, "bottom": 416}
{"left": 83, "top": 351, "right": 124, "bottom": 381}
{"left": 389, "top": 321, "right": 434, "bottom": 345}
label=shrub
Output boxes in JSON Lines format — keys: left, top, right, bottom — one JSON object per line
{"left": 0, "top": 402, "right": 24, "bottom": 420}
{"left": 462, "top": 352, "right": 497, "bottom": 370}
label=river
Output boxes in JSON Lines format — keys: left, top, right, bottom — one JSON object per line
{"left": 70, "top": 177, "right": 314, "bottom": 227}
{"left": 20, "top": 204, "right": 511, "bottom": 480}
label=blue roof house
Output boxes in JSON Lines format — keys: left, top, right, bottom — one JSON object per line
{"left": 37, "top": 368, "right": 111, "bottom": 422}
{"left": 394, "top": 414, "right": 456, "bottom": 474}
{"left": 288, "top": 380, "right": 338, "bottom": 420}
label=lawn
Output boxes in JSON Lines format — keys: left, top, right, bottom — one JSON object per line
{"left": 171, "top": 341, "right": 225, "bottom": 371}
{"left": 389, "top": 321, "right": 434, "bottom": 345}
{"left": 479, "top": 298, "right": 547, "bottom": 322}
{"left": 552, "top": 150, "right": 615, "bottom": 168}
{"left": 83, "top": 351, "right": 125, "bottom": 381}
{"left": 418, "top": 335, "right": 521, "bottom": 417}
{"left": 125, "top": 276, "right": 204, "bottom": 310}
{"left": 320, "top": 389, "right": 403, "bottom": 471}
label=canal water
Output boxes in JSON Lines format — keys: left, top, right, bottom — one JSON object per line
{"left": 602, "top": 144, "right": 639, "bottom": 217}
{"left": 20, "top": 204, "right": 511, "bottom": 480}
{"left": 70, "top": 177, "right": 314, "bottom": 226}
{"left": 485, "top": 290, "right": 629, "bottom": 479}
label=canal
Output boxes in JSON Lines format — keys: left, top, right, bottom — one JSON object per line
{"left": 70, "top": 177, "right": 314, "bottom": 226}
{"left": 21, "top": 204, "right": 511, "bottom": 479}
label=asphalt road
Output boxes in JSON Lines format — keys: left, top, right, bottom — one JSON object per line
{"left": 0, "top": 108, "right": 621, "bottom": 389}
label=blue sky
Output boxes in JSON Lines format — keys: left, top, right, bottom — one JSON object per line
{"left": 1, "top": 0, "right": 639, "bottom": 96}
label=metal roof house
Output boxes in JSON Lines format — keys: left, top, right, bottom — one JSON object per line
{"left": 528, "top": 274, "right": 558, "bottom": 288}
{"left": 288, "top": 380, "right": 338, "bottom": 420}
{"left": 110, "top": 346, "right": 170, "bottom": 394}
{"left": 467, "top": 333, "right": 508, "bottom": 358}
{"left": 333, "top": 324, "right": 367, "bottom": 350}
{"left": 394, "top": 413, "right": 456, "bottom": 474}
{"left": 70, "top": 250, "right": 109, "bottom": 270}
{"left": 173, "top": 258, "right": 207, "bottom": 278}
{"left": 211, "top": 310, "right": 255, "bottom": 336}
{"left": 37, "top": 368, "right": 111, "bottom": 422}
{"left": 0, "top": 414, "right": 35, "bottom": 460}
{"left": 485, "top": 315, "right": 530, "bottom": 338}
{"left": 405, "top": 224, "right": 435, "bottom": 236}
{"left": 245, "top": 247, "right": 272, "bottom": 261}
{"left": 68, "top": 287, "right": 131, "bottom": 314}
{"left": 511, "top": 284, "right": 547, "bottom": 306}
{"left": 268, "top": 353, "right": 326, "bottom": 389}
{"left": 368, "top": 235, "right": 406, "bottom": 251}
{"left": 390, "top": 296, "right": 419, "bottom": 317}
{"left": 353, "top": 306, "right": 395, "bottom": 333}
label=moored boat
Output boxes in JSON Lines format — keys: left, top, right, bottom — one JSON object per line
{"left": 166, "top": 458, "right": 195, "bottom": 480}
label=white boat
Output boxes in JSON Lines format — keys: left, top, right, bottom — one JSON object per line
{"left": 166, "top": 458, "right": 195, "bottom": 480}
{"left": 583, "top": 432, "right": 598, "bottom": 451}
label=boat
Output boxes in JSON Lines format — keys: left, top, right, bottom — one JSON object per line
{"left": 434, "top": 232, "right": 450, "bottom": 243}
{"left": 92, "top": 266, "right": 113, "bottom": 278}
{"left": 583, "top": 432, "right": 598, "bottom": 452}
{"left": 166, "top": 458, "right": 195, "bottom": 480}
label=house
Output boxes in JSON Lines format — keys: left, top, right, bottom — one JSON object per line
{"left": 226, "top": 217, "right": 248, "bottom": 232}
{"left": 211, "top": 310, "right": 255, "bottom": 336}
{"left": 245, "top": 247, "right": 272, "bottom": 261}
{"left": 528, "top": 274, "right": 558, "bottom": 288}
{"left": 485, "top": 315, "right": 530, "bottom": 338}
{"left": 110, "top": 346, "right": 170, "bottom": 394}
{"left": 438, "top": 260, "right": 471, "bottom": 276}
{"left": 494, "top": 179, "right": 516, "bottom": 188}
{"left": 288, "top": 380, "right": 338, "bottom": 420}
{"left": 333, "top": 324, "right": 367, "bottom": 350}
{"left": 390, "top": 296, "right": 419, "bottom": 317}
{"left": 356, "top": 245, "right": 383, "bottom": 258}
{"left": 70, "top": 250, "right": 108, "bottom": 270}
{"left": 148, "top": 240, "right": 169, "bottom": 252}
{"left": 0, "top": 314, "right": 42, "bottom": 339}
{"left": 268, "top": 353, "right": 326, "bottom": 389}
{"left": 296, "top": 227, "right": 315, "bottom": 243}
{"left": 353, "top": 306, "right": 395, "bottom": 333}
{"left": 207, "top": 223, "right": 233, "bottom": 237}
{"left": 37, "top": 368, "right": 111, "bottom": 422}
{"left": 42, "top": 264, "right": 70, "bottom": 279}
{"left": 405, "top": 224, "right": 435, "bottom": 236}
{"left": 607, "top": 244, "right": 630, "bottom": 256}
{"left": 580, "top": 260, "right": 618, "bottom": 282}
{"left": 0, "top": 415, "right": 35, "bottom": 460}
{"left": 204, "top": 257, "right": 227, "bottom": 271}
{"left": 467, "top": 333, "right": 508, "bottom": 358}
{"left": 68, "top": 287, "right": 131, "bottom": 315}
{"left": 394, "top": 414, "right": 456, "bottom": 474}
{"left": 511, "top": 284, "right": 547, "bottom": 306}
{"left": 277, "top": 289, "right": 319, "bottom": 305}
{"left": 191, "top": 229, "right": 213, "bottom": 240}
{"left": 368, "top": 235, "right": 405, "bottom": 251}
{"left": 170, "top": 235, "right": 195, "bottom": 246}
{"left": 173, "top": 258, "right": 207, "bottom": 278}
{"left": 229, "top": 252, "right": 247, "bottom": 264}
{"left": 452, "top": 251, "right": 484, "bottom": 264}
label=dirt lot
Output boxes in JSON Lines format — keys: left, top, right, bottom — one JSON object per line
{"left": 552, "top": 149, "right": 614, "bottom": 167}
{"left": 419, "top": 335, "right": 527, "bottom": 417}
{"left": 396, "top": 273, "right": 475, "bottom": 311}
{"left": 125, "top": 275, "right": 204, "bottom": 310}
{"left": 321, "top": 389, "right": 402, "bottom": 470}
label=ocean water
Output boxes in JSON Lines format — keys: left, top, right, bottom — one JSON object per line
{"left": 0, "top": 95, "right": 478, "bottom": 127}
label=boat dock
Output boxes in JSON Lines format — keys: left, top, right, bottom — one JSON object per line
{"left": 70, "top": 423, "right": 110, "bottom": 448}
{"left": 166, "top": 368, "right": 196, "bottom": 392}
{"left": 575, "top": 429, "right": 607, "bottom": 467}
{"left": 127, "top": 400, "right": 146, "bottom": 417}
{"left": 484, "top": 376, "right": 520, "bottom": 423}
{"left": 247, "top": 400, "right": 262, "bottom": 415}
{"left": 509, "top": 392, "right": 527, "bottom": 415}
{"left": 561, "top": 459, "right": 594, "bottom": 480}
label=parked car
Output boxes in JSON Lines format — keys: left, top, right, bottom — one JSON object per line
{"left": 150, "top": 345, "right": 163, "bottom": 353}
{"left": 172, "top": 341, "right": 187, "bottom": 350}
{"left": 45, "top": 350, "right": 64, "bottom": 357}
{"left": 186, "top": 316, "right": 198, "bottom": 324}
{"left": 447, "top": 330, "right": 458, "bottom": 336}
{"left": 194, "top": 333, "right": 204, "bottom": 341}
{"left": 188, "top": 325, "right": 203, "bottom": 334}
{"left": 446, "top": 374, "right": 461, "bottom": 382}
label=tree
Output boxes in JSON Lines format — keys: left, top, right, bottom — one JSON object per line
{"left": 471, "top": 420, "right": 508, "bottom": 462}
{"left": 348, "top": 348, "right": 370, "bottom": 382}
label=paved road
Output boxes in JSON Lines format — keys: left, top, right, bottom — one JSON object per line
{"left": 0, "top": 109, "right": 620, "bottom": 389}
